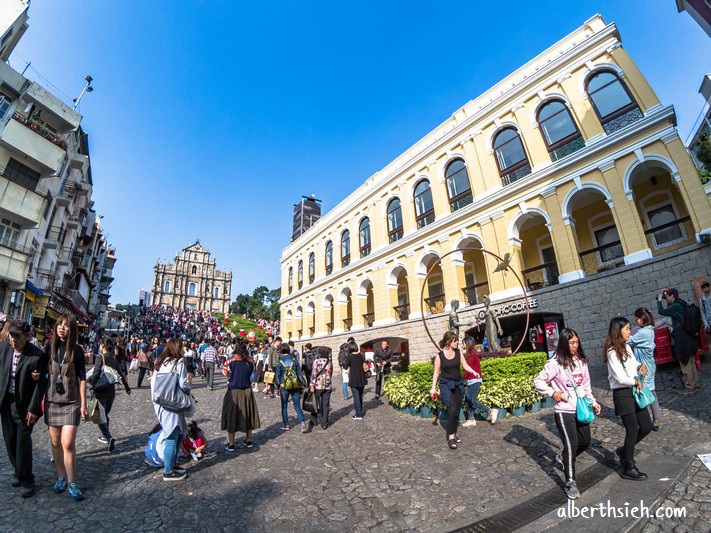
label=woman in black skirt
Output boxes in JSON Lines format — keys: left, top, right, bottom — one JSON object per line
{"left": 604, "top": 317, "right": 651, "bottom": 480}
{"left": 221, "top": 342, "right": 261, "bottom": 451}
{"left": 44, "top": 314, "right": 87, "bottom": 500}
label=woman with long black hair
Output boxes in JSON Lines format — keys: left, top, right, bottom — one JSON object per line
{"left": 89, "top": 337, "right": 132, "bottom": 452}
{"left": 535, "top": 328, "right": 600, "bottom": 499}
{"left": 429, "top": 331, "right": 479, "bottom": 449}
{"left": 44, "top": 314, "right": 87, "bottom": 500}
{"left": 604, "top": 316, "right": 651, "bottom": 481}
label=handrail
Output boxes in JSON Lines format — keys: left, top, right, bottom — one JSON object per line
{"left": 393, "top": 303, "right": 410, "bottom": 321}
{"left": 643, "top": 216, "right": 691, "bottom": 235}
{"left": 12, "top": 112, "right": 68, "bottom": 150}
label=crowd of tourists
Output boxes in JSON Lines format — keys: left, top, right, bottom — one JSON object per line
{"left": 0, "top": 283, "right": 707, "bottom": 500}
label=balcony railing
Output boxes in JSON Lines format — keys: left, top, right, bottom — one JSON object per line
{"left": 12, "top": 112, "right": 68, "bottom": 150}
{"left": 522, "top": 261, "right": 560, "bottom": 291}
{"left": 325, "top": 264, "right": 333, "bottom": 275}
{"left": 549, "top": 136, "right": 585, "bottom": 162}
{"left": 501, "top": 163, "right": 532, "bottom": 187}
{"left": 579, "top": 241, "right": 624, "bottom": 276}
{"left": 644, "top": 216, "right": 695, "bottom": 256}
{"left": 362, "top": 312, "right": 374, "bottom": 328}
{"left": 45, "top": 226, "right": 65, "bottom": 244}
{"left": 326, "top": 322, "right": 334, "bottom": 334}
{"left": 33, "top": 268, "right": 55, "bottom": 291}
{"left": 343, "top": 318, "right": 352, "bottom": 331}
{"left": 602, "top": 107, "right": 643, "bottom": 135}
{"left": 56, "top": 246, "right": 74, "bottom": 265}
{"left": 341, "top": 254, "right": 350, "bottom": 267}
{"left": 54, "top": 284, "right": 88, "bottom": 313}
{"left": 0, "top": 238, "right": 34, "bottom": 256}
{"left": 0, "top": 162, "right": 49, "bottom": 197}
{"left": 461, "top": 282, "right": 490, "bottom": 306}
{"left": 424, "top": 293, "right": 446, "bottom": 314}
{"left": 393, "top": 303, "right": 410, "bottom": 321}
{"left": 360, "top": 244, "right": 371, "bottom": 258}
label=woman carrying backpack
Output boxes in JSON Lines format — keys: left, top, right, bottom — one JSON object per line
{"left": 656, "top": 288, "right": 699, "bottom": 393}
{"left": 275, "top": 345, "right": 307, "bottom": 433}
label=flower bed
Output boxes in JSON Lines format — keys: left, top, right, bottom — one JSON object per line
{"left": 383, "top": 352, "right": 548, "bottom": 420}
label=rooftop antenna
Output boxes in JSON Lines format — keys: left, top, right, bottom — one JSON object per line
{"left": 73, "top": 75, "right": 94, "bottom": 109}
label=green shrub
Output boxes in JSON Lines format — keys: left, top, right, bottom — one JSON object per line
{"left": 480, "top": 352, "right": 546, "bottom": 383}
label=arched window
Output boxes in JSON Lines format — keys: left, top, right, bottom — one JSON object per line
{"left": 586, "top": 71, "right": 641, "bottom": 134}
{"left": 341, "top": 230, "right": 351, "bottom": 267}
{"left": 297, "top": 260, "right": 304, "bottom": 289}
{"left": 494, "top": 127, "right": 531, "bottom": 186}
{"left": 537, "top": 100, "right": 583, "bottom": 161}
{"left": 288, "top": 267, "right": 293, "bottom": 294}
{"left": 414, "top": 180, "right": 435, "bottom": 229}
{"left": 214, "top": 287, "right": 220, "bottom": 299}
{"left": 387, "top": 198, "right": 403, "bottom": 243}
{"left": 444, "top": 159, "right": 473, "bottom": 212}
{"left": 308, "top": 252, "right": 315, "bottom": 283}
{"left": 164, "top": 280, "right": 171, "bottom": 293}
{"left": 188, "top": 282, "right": 196, "bottom": 297}
{"left": 325, "top": 241, "right": 333, "bottom": 275}
{"left": 359, "top": 218, "right": 371, "bottom": 258}
{"left": 191, "top": 265, "right": 197, "bottom": 275}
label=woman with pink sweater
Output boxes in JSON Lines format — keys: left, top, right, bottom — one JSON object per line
{"left": 535, "top": 328, "right": 601, "bottom": 500}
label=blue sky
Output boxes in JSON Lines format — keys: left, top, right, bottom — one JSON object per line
{"left": 11, "top": 1, "right": 711, "bottom": 305}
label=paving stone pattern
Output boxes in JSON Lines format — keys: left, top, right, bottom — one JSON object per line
{"left": 0, "top": 362, "right": 709, "bottom": 531}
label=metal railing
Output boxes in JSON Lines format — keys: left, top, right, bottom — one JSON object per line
{"left": 325, "top": 264, "right": 333, "bottom": 275}
{"left": 579, "top": 241, "right": 624, "bottom": 276}
{"left": 343, "top": 318, "right": 352, "bottom": 331}
{"left": 362, "top": 312, "right": 374, "bottom": 328}
{"left": 461, "top": 282, "right": 490, "bottom": 306}
{"left": 12, "top": 112, "right": 68, "bottom": 150}
{"left": 326, "top": 322, "right": 334, "bottom": 334}
{"left": 501, "top": 163, "right": 532, "bottom": 186}
{"left": 424, "top": 293, "right": 446, "bottom": 314}
{"left": 45, "top": 226, "right": 65, "bottom": 244}
{"left": 521, "top": 261, "right": 560, "bottom": 290}
{"left": 33, "top": 268, "right": 55, "bottom": 291}
{"left": 644, "top": 216, "right": 695, "bottom": 256}
{"left": 0, "top": 162, "right": 50, "bottom": 197}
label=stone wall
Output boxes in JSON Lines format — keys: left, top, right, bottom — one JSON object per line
{"left": 292, "top": 243, "right": 710, "bottom": 375}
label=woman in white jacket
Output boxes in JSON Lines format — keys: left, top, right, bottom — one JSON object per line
{"left": 604, "top": 317, "right": 651, "bottom": 481}
{"left": 151, "top": 339, "right": 191, "bottom": 481}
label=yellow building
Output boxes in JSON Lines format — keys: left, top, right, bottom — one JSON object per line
{"left": 279, "top": 15, "right": 711, "bottom": 361}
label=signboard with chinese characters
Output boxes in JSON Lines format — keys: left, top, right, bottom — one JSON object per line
{"left": 33, "top": 295, "right": 50, "bottom": 319}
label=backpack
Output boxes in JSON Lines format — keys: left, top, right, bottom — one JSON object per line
{"left": 280, "top": 359, "right": 301, "bottom": 390}
{"left": 338, "top": 343, "right": 349, "bottom": 368}
{"left": 683, "top": 302, "right": 702, "bottom": 336}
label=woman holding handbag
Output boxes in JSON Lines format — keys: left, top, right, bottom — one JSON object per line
{"left": 44, "top": 314, "right": 87, "bottom": 500}
{"left": 89, "top": 337, "right": 132, "bottom": 452}
{"left": 604, "top": 317, "right": 651, "bottom": 481}
{"left": 150, "top": 339, "right": 191, "bottom": 481}
{"left": 535, "top": 328, "right": 600, "bottom": 500}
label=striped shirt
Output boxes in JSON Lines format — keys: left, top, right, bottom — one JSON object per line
{"left": 203, "top": 346, "right": 218, "bottom": 363}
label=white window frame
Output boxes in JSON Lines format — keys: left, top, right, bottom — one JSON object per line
{"left": 587, "top": 212, "right": 624, "bottom": 268}
{"left": 639, "top": 191, "right": 686, "bottom": 251}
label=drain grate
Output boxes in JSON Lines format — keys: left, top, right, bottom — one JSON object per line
{"left": 452, "top": 458, "right": 617, "bottom": 532}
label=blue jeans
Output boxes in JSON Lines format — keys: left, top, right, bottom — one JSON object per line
{"left": 350, "top": 386, "right": 364, "bottom": 417}
{"left": 342, "top": 381, "right": 349, "bottom": 400}
{"left": 163, "top": 427, "right": 182, "bottom": 475}
{"left": 280, "top": 388, "right": 305, "bottom": 426}
{"left": 464, "top": 382, "right": 490, "bottom": 419}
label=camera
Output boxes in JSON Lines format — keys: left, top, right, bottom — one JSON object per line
{"left": 55, "top": 382, "right": 65, "bottom": 395}
{"left": 662, "top": 290, "right": 668, "bottom": 299}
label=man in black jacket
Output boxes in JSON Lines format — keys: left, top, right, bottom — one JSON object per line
{"left": 373, "top": 339, "right": 394, "bottom": 398}
{"left": 0, "top": 320, "right": 47, "bottom": 497}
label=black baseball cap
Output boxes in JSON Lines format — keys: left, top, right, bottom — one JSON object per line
{"left": 9, "top": 320, "right": 31, "bottom": 334}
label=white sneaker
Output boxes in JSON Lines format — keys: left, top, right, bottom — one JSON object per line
{"left": 462, "top": 420, "right": 477, "bottom": 428}
{"left": 488, "top": 409, "right": 497, "bottom": 424}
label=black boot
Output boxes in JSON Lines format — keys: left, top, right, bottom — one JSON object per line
{"left": 621, "top": 460, "right": 648, "bottom": 481}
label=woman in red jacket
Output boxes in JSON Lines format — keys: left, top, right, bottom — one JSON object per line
{"left": 461, "top": 337, "right": 497, "bottom": 427}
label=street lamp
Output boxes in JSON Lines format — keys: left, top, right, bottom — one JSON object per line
{"left": 73, "top": 75, "right": 94, "bottom": 109}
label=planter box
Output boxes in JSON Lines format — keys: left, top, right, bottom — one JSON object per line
{"left": 459, "top": 409, "right": 467, "bottom": 422}
{"left": 497, "top": 408, "right": 509, "bottom": 420}
{"left": 420, "top": 406, "right": 434, "bottom": 419}
{"left": 511, "top": 406, "right": 526, "bottom": 417}
{"left": 527, "top": 400, "right": 541, "bottom": 413}
{"left": 541, "top": 396, "right": 554, "bottom": 409}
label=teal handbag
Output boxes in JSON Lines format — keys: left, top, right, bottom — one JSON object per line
{"left": 566, "top": 369, "right": 594, "bottom": 424}
{"left": 633, "top": 381, "right": 655, "bottom": 409}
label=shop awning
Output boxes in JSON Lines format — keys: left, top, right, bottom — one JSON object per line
{"left": 26, "top": 281, "right": 43, "bottom": 296}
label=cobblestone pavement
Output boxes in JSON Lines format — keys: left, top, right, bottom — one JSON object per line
{"left": 0, "top": 362, "right": 709, "bottom": 532}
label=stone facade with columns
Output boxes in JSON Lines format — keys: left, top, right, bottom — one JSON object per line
{"left": 151, "top": 241, "right": 232, "bottom": 313}
{"left": 279, "top": 15, "right": 711, "bottom": 365}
